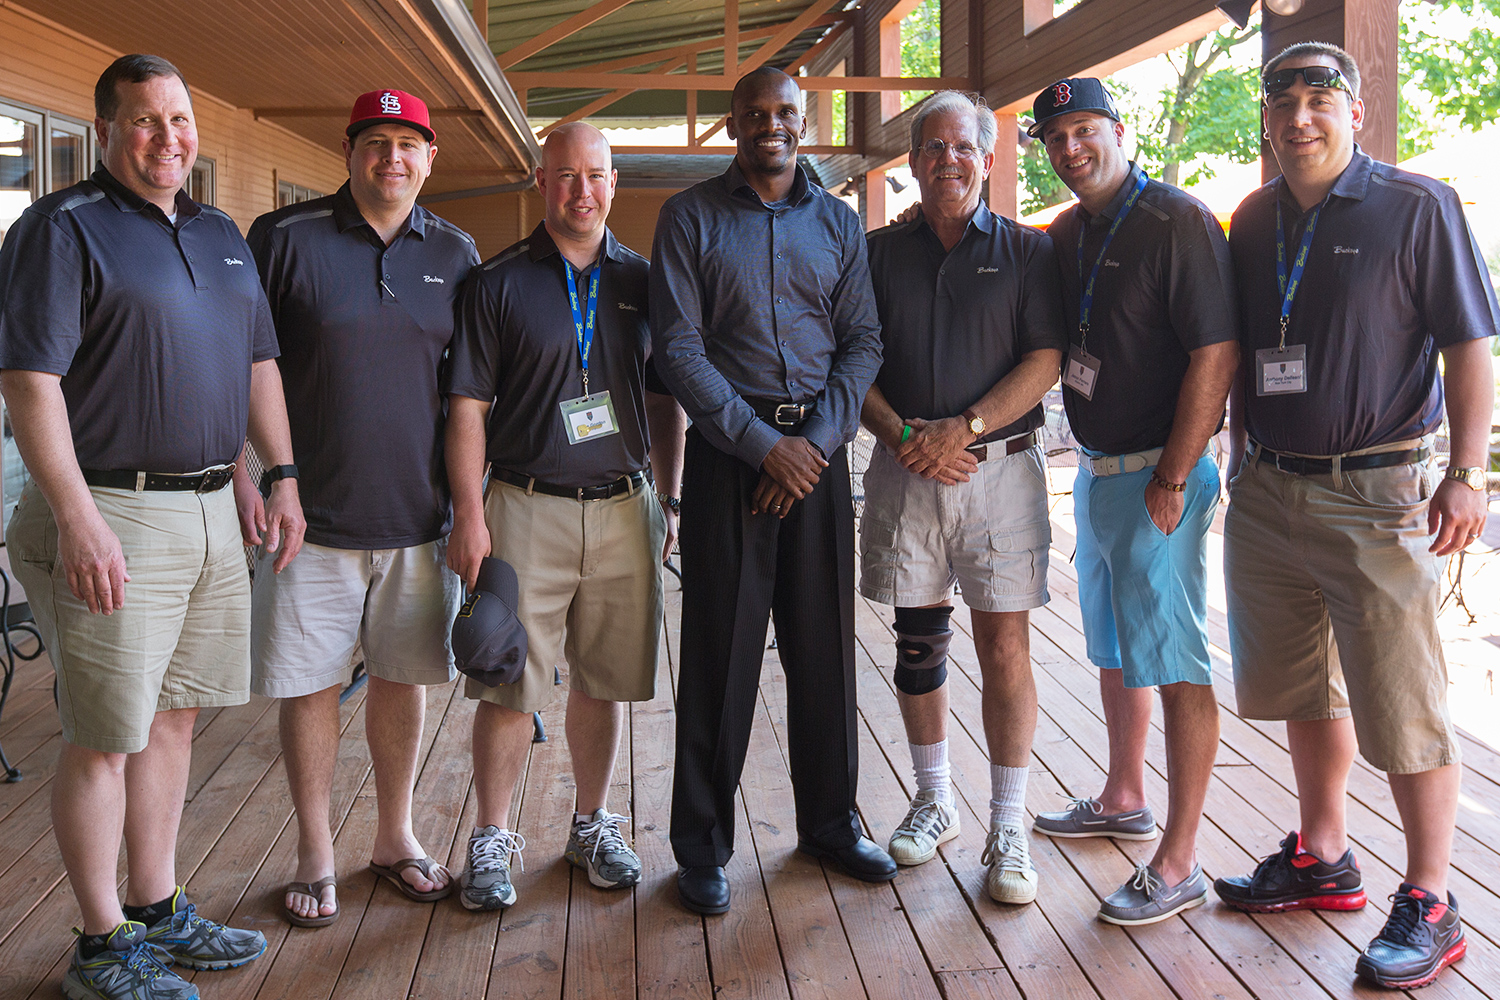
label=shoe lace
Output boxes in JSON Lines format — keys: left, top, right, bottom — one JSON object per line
{"left": 473, "top": 829, "right": 526, "bottom": 874}
{"left": 1250, "top": 832, "right": 1301, "bottom": 881}
{"left": 895, "top": 797, "right": 950, "bottom": 839}
{"left": 1064, "top": 795, "right": 1104, "bottom": 817}
{"left": 980, "top": 826, "right": 1029, "bottom": 871}
{"left": 1376, "top": 892, "right": 1424, "bottom": 945}
{"left": 122, "top": 938, "right": 177, "bottom": 982}
{"left": 575, "top": 811, "right": 631, "bottom": 862}
{"left": 1127, "top": 861, "right": 1163, "bottom": 900}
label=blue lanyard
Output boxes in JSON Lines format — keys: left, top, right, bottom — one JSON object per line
{"left": 1274, "top": 196, "right": 1322, "bottom": 350}
{"left": 563, "top": 259, "right": 602, "bottom": 394}
{"left": 1075, "top": 170, "right": 1148, "bottom": 352}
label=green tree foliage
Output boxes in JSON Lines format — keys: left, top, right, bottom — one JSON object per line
{"left": 1134, "top": 26, "right": 1261, "bottom": 187}
{"left": 1400, "top": 0, "right": 1500, "bottom": 159}
{"left": 899, "top": 0, "right": 941, "bottom": 112}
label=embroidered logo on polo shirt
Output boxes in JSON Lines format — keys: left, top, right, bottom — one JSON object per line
{"left": 1334, "top": 245, "right": 1360, "bottom": 254}
{"left": 381, "top": 92, "right": 402, "bottom": 115}
{"left": 423, "top": 275, "right": 445, "bottom": 283}
{"left": 618, "top": 302, "right": 639, "bottom": 311}
{"left": 976, "top": 266, "right": 999, "bottom": 274}
{"left": 223, "top": 257, "right": 244, "bottom": 266}
{"left": 1104, "top": 259, "right": 1121, "bottom": 267}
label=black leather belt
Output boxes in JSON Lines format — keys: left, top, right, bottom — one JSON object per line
{"left": 967, "top": 431, "right": 1038, "bottom": 463}
{"left": 1253, "top": 442, "right": 1428, "bottom": 476}
{"left": 747, "top": 397, "right": 815, "bottom": 427}
{"left": 81, "top": 465, "right": 235, "bottom": 493}
{"left": 493, "top": 468, "right": 650, "bottom": 502}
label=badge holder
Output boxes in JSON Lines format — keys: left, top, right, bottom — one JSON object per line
{"left": 1256, "top": 343, "right": 1307, "bottom": 395}
{"left": 560, "top": 389, "right": 619, "bottom": 444}
{"left": 1063, "top": 346, "right": 1101, "bottom": 401}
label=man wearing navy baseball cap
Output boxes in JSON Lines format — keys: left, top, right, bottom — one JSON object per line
{"left": 1028, "top": 77, "right": 1238, "bottom": 927}
{"left": 241, "top": 87, "right": 480, "bottom": 927}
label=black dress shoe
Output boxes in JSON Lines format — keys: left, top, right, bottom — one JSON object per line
{"left": 798, "top": 836, "right": 898, "bottom": 883}
{"left": 677, "top": 865, "right": 730, "bottom": 914}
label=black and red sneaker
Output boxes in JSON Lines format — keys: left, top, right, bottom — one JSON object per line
{"left": 1213, "top": 830, "right": 1367, "bottom": 913}
{"left": 1355, "top": 884, "right": 1466, "bottom": 989}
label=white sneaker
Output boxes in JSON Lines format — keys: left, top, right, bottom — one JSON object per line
{"left": 982, "top": 823, "right": 1038, "bottom": 905}
{"left": 887, "top": 789, "right": 960, "bottom": 866}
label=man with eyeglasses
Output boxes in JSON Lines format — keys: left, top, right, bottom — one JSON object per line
{"left": 1030, "top": 77, "right": 1239, "bottom": 926}
{"left": 861, "top": 91, "right": 1064, "bottom": 905}
{"left": 1216, "top": 42, "right": 1496, "bottom": 990}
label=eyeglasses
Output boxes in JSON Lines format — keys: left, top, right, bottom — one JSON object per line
{"left": 916, "top": 137, "right": 981, "bottom": 160}
{"left": 1263, "top": 65, "right": 1354, "bottom": 100}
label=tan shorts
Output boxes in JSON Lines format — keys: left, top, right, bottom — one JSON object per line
{"left": 251, "top": 539, "right": 461, "bottom": 698}
{"left": 858, "top": 441, "right": 1051, "bottom": 613}
{"left": 5, "top": 481, "right": 250, "bottom": 754}
{"left": 1223, "top": 451, "right": 1459, "bottom": 774}
{"left": 466, "top": 477, "right": 665, "bottom": 713}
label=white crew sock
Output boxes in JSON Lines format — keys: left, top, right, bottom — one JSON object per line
{"left": 910, "top": 740, "right": 954, "bottom": 804}
{"left": 989, "top": 764, "right": 1029, "bottom": 830}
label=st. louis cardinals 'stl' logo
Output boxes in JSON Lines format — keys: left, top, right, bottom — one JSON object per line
{"left": 1051, "top": 82, "right": 1072, "bottom": 108}
{"left": 381, "top": 92, "right": 402, "bottom": 115}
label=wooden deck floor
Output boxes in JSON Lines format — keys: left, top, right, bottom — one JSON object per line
{"left": 2, "top": 498, "right": 1499, "bottom": 1000}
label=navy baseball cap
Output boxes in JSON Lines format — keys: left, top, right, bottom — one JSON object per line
{"left": 1027, "top": 78, "right": 1121, "bottom": 138}
{"left": 451, "top": 557, "right": 528, "bottom": 687}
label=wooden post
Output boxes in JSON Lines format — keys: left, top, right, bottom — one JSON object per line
{"left": 1261, "top": 0, "right": 1399, "bottom": 180}
{"left": 989, "top": 112, "right": 1019, "bottom": 220}
{"left": 472, "top": 0, "right": 487, "bottom": 41}
{"left": 866, "top": 168, "right": 887, "bottom": 231}
{"left": 686, "top": 52, "right": 698, "bottom": 146}
{"left": 724, "top": 0, "right": 738, "bottom": 76}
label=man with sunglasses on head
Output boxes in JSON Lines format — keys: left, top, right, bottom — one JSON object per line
{"left": 1217, "top": 42, "right": 1497, "bottom": 991}
{"left": 861, "top": 91, "right": 1064, "bottom": 905}
{"left": 1031, "top": 77, "right": 1239, "bottom": 926}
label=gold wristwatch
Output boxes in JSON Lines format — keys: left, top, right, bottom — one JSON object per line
{"left": 1445, "top": 466, "right": 1488, "bottom": 492}
{"left": 962, "top": 408, "right": 985, "bottom": 438}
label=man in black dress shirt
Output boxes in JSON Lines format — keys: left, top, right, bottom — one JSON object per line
{"left": 650, "top": 66, "right": 890, "bottom": 915}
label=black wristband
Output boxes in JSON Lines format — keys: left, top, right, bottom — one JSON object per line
{"left": 259, "top": 464, "right": 299, "bottom": 493}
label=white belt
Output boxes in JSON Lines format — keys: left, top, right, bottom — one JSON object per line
{"left": 1081, "top": 447, "right": 1164, "bottom": 477}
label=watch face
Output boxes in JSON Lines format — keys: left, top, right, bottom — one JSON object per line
{"left": 969, "top": 417, "right": 985, "bottom": 435}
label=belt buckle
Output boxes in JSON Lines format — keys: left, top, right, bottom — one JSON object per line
{"left": 198, "top": 464, "right": 234, "bottom": 493}
{"left": 774, "top": 403, "right": 805, "bottom": 427}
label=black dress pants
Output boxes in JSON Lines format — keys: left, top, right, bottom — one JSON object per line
{"left": 669, "top": 426, "right": 862, "bottom": 867}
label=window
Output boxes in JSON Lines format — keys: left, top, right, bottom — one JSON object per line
{"left": 880, "top": 0, "right": 940, "bottom": 121}
{"left": 277, "top": 179, "right": 326, "bottom": 207}
{"left": 185, "top": 155, "right": 215, "bottom": 205}
{"left": 0, "top": 99, "right": 93, "bottom": 533}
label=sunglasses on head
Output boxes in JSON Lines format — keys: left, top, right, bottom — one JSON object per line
{"left": 1263, "top": 65, "right": 1354, "bottom": 99}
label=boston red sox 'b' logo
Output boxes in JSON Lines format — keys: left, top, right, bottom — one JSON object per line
{"left": 1051, "top": 82, "right": 1072, "bottom": 108}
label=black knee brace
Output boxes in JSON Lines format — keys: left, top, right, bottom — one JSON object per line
{"left": 893, "top": 606, "right": 953, "bottom": 696}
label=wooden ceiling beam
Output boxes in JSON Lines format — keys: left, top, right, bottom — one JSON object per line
{"left": 609, "top": 145, "right": 853, "bottom": 155}
{"left": 507, "top": 73, "right": 968, "bottom": 91}
{"left": 536, "top": 54, "right": 689, "bottom": 137}
{"left": 736, "top": 0, "right": 845, "bottom": 76}
{"left": 251, "top": 106, "right": 486, "bottom": 117}
{"left": 724, "top": 0, "right": 738, "bottom": 76}
{"left": 783, "top": 19, "right": 848, "bottom": 75}
{"left": 571, "top": 16, "right": 841, "bottom": 75}
{"left": 496, "top": 0, "right": 640, "bottom": 70}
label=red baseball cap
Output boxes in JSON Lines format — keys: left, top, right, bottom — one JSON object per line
{"left": 347, "top": 89, "right": 435, "bottom": 142}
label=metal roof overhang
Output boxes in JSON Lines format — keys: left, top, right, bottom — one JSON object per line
{"left": 17, "top": 0, "right": 541, "bottom": 194}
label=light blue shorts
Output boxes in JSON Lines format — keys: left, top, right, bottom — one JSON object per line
{"left": 1073, "top": 452, "right": 1218, "bottom": 688}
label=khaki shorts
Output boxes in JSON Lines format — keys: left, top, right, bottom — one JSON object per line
{"left": 858, "top": 441, "right": 1050, "bottom": 613}
{"left": 6, "top": 482, "right": 250, "bottom": 754}
{"left": 251, "top": 539, "right": 461, "bottom": 698}
{"left": 1223, "top": 451, "right": 1458, "bottom": 774}
{"left": 466, "top": 478, "right": 665, "bottom": 713}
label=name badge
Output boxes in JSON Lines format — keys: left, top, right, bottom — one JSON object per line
{"left": 1256, "top": 345, "right": 1308, "bottom": 395}
{"left": 1062, "top": 348, "right": 1102, "bottom": 401}
{"left": 560, "top": 391, "right": 620, "bottom": 444}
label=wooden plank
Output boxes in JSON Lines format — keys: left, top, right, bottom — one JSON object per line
{"left": 496, "top": 0, "right": 642, "bottom": 70}
{"left": 935, "top": 969, "right": 1023, "bottom": 1000}
{"left": 509, "top": 73, "right": 970, "bottom": 92}
{"left": 185, "top": 697, "right": 275, "bottom": 801}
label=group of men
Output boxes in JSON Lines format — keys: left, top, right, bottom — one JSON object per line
{"left": 0, "top": 38, "right": 1491, "bottom": 1000}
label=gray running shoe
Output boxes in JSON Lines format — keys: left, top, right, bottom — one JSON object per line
{"left": 1033, "top": 796, "right": 1157, "bottom": 841}
{"left": 981, "top": 823, "right": 1038, "bottom": 905}
{"left": 142, "top": 888, "right": 266, "bottom": 970}
{"left": 1098, "top": 861, "right": 1208, "bottom": 926}
{"left": 461, "top": 825, "right": 525, "bottom": 911}
{"left": 565, "top": 809, "right": 642, "bottom": 888}
{"left": 63, "top": 921, "right": 199, "bottom": 1000}
{"left": 888, "top": 789, "right": 960, "bottom": 867}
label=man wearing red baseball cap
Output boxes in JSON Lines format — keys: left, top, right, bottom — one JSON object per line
{"left": 241, "top": 87, "right": 480, "bottom": 927}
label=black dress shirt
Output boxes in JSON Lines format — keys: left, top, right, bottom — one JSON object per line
{"left": 649, "top": 160, "right": 882, "bottom": 467}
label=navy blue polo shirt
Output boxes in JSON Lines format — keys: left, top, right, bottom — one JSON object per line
{"left": 0, "top": 167, "right": 277, "bottom": 473}
{"left": 866, "top": 207, "right": 1066, "bottom": 440}
{"left": 247, "top": 183, "right": 480, "bottom": 549}
{"left": 1231, "top": 149, "right": 1499, "bottom": 455}
{"left": 1049, "top": 163, "right": 1239, "bottom": 455}
{"left": 649, "top": 160, "right": 883, "bottom": 468}
{"left": 449, "top": 222, "right": 655, "bottom": 489}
